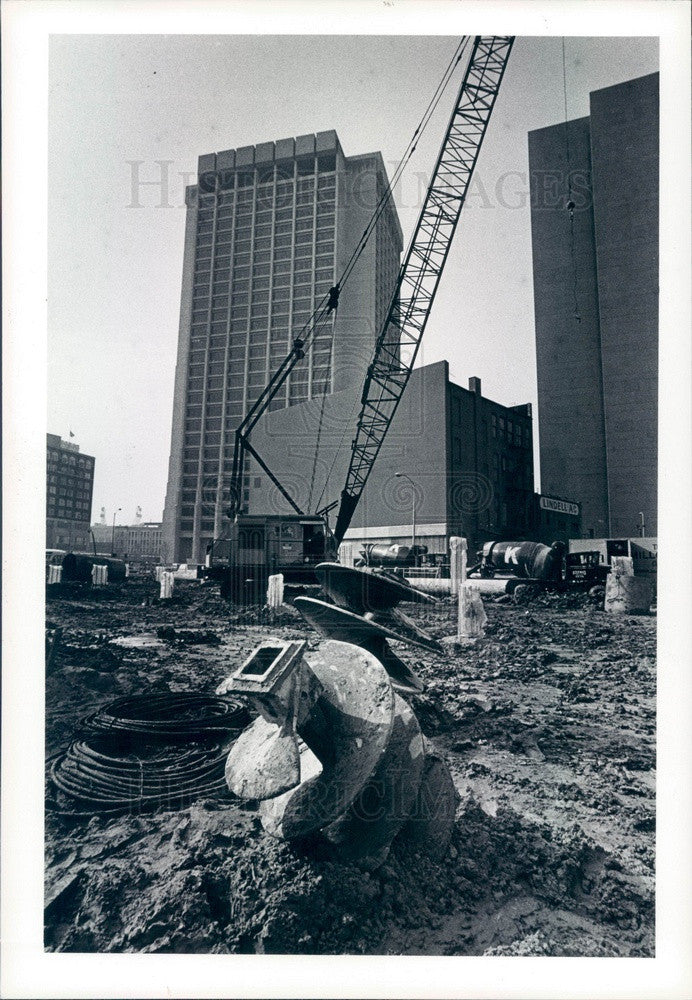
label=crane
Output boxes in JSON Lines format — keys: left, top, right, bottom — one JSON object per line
{"left": 332, "top": 35, "right": 513, "bottom": 543}
{"left": 213, "top": 36, "right": 514, "bottom": 598}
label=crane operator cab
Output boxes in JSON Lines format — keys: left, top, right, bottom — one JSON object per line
{"left": 205, "top": 514, "right": 336, "bottom": 602}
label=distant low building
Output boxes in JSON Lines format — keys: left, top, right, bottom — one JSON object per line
{"left": 46, "top": 433, "right": 94, "bottom": 551}
{"left": 90, "top": 520, "right": 163, "bottom": 561}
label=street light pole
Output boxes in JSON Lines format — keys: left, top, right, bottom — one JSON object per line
{"left": 111, "top": 507, "right": 122, "bottom": 556}
{"left": 395, "top": 472, "right": 416, "bottom": 554}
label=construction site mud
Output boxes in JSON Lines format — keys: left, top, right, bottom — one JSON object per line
{"left": 45, "top": 579, "right": 656, "bottom": 956}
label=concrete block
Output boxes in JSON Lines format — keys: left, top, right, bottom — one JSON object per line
{"left": 216, "top": 148, "right": 235, "bottom": 171}
{"left": 316, "top": 129, "right": 338, "bottom": 153}
{"left": 605, "top": 573, "right": 652, "bottom": 614}
{"left": 255, "top": 141, "right": 275, "bottom": 166}
{"left": 274, "top": 137, "right": 295, "bottom": 161}
{"left": 197, "top": 152, "right": 216, "bottom": 175}
{"left": 267, "top": 573, "right": 284, "bottom": 608}
{"left": 295, "top": 133, "right": 315, "bottom": 157}
{"left": 235, "top": 145, "right": 254, "bottom": 168}
{"left": 459, "top": 584, "right": 487, "bottom": 640}
{"left": 449, "top": 536, "right": 466, "bottom": 596}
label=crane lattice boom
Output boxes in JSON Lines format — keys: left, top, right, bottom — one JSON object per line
{"left": 332, "top": 36, "right": 514, "bottom": 545}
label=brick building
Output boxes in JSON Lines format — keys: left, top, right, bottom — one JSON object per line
{"left": 247, "top": 361, "right": 537, "bottom": 557}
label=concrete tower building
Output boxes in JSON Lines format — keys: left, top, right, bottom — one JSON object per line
{"left": 529, "top": 73, "right": 659, "bottom": 539}
{"left": 162, "top": 130, "right": 402, "bottom": 563}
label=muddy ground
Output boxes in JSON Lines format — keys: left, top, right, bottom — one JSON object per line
{"left": 44, "top": 577, "right": 656, "bottom": 956}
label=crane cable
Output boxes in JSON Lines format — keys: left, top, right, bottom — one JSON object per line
{"left": 306, "top": 329, "right": 333, "bottom": 509}
{"left": 317, "top": 37, "right": 489, "bottom": 516}
{"left": 336, "top": 36, "right": 471, "bottom": 294}
{"left": 355, "top": 37, "right": 499, "bottom": 469}
{"left": 305, "top": 36, "right": 472, "bottom": 509}
{"left": 287, "top": 35, "right": 471, "bottom": 381}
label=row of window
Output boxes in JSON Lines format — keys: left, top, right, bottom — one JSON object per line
{"left": 199, "top": 158, "right": 337, "bottom": 195}
{"left": 194, "top": 272, "right": 333, "bottom": 300}
{"left": 47, "top": 472, "right": 91, "bottom": 493}
{"left": 490, "top": 412, "right": 531, "bottom": 447}
{"left": 198, "top": 201, "right": 335, "bottom": 236}
{"left": 47, "top": 496, "right": 90, "bottom": 512}
{"left": 194, "top": 245, "right": 333, "bottom": 273}
{"left": 193, "top": 281, "right": 331, "bottom": 306}
{"left": 197, "top": 214, "right": 328, "bottom": 241}
{"left": 201, "top": 259, "right": 334, "bottom": 281}
{"left": 187, "top": 319, "right": 320, "bottom": 348}
{"left": 198, "top": 169, "right": 335, "bottom": 198}
{"left": 47, "top": 452, "right": 93, "bottom": 469}
{"left": 195, "top": 240, "right": 334, "bottom": 268}
{"left": 206, "top": 209, "right": 336, "bottom": 231}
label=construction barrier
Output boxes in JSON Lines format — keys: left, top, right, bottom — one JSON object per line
{"left": 605, "top": 557, "right": 652, "bottom": 614}
{"left": 173, "top": 564, "right": 201, "bottom": 581}
{"left": 449, "top": 536, "right": 466, "bottom": 597}
{"left": 266, "top": 574, "right": 284, "bottom": 609}
{"left": 91, "top": 564, "right": 108, "bottom": 586}
{"left": 160, "top": 571, "right": 175, "bottom": 600}
{"left": 459, "top": 583, "right": 487, "bottom": 639}
{"left": 611, "top": 555, "right": 634, "bottom": 577}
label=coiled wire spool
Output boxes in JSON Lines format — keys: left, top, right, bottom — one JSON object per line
{"left": 82, "top": 692, "right": 249, "bottom": 744}
{"left": 49, "top": 692, "right": 250, "bottom": 816}
{"left": 50, "top": 738, "right": 231, "bottom": 813}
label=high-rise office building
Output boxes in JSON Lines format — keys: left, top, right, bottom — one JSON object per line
{"left": 529, "top": 73, "right": 658, "bottom": 538}
{"left": 163, "top": 130, "right": 402, "bottom": 563}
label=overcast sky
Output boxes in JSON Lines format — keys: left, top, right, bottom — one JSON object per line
{"left": 48, "top": 33, "right": 658, "bottom": 525}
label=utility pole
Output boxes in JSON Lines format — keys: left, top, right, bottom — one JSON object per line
{"left": 111, "top": 507, "right": 122, "bottom": 556}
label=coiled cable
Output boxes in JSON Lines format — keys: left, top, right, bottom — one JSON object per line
{"left": 82, "top": 691, "right": 249, "bottom": 743}
{"left": 49, "top": 692, "right": 251, "bottom": 817}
